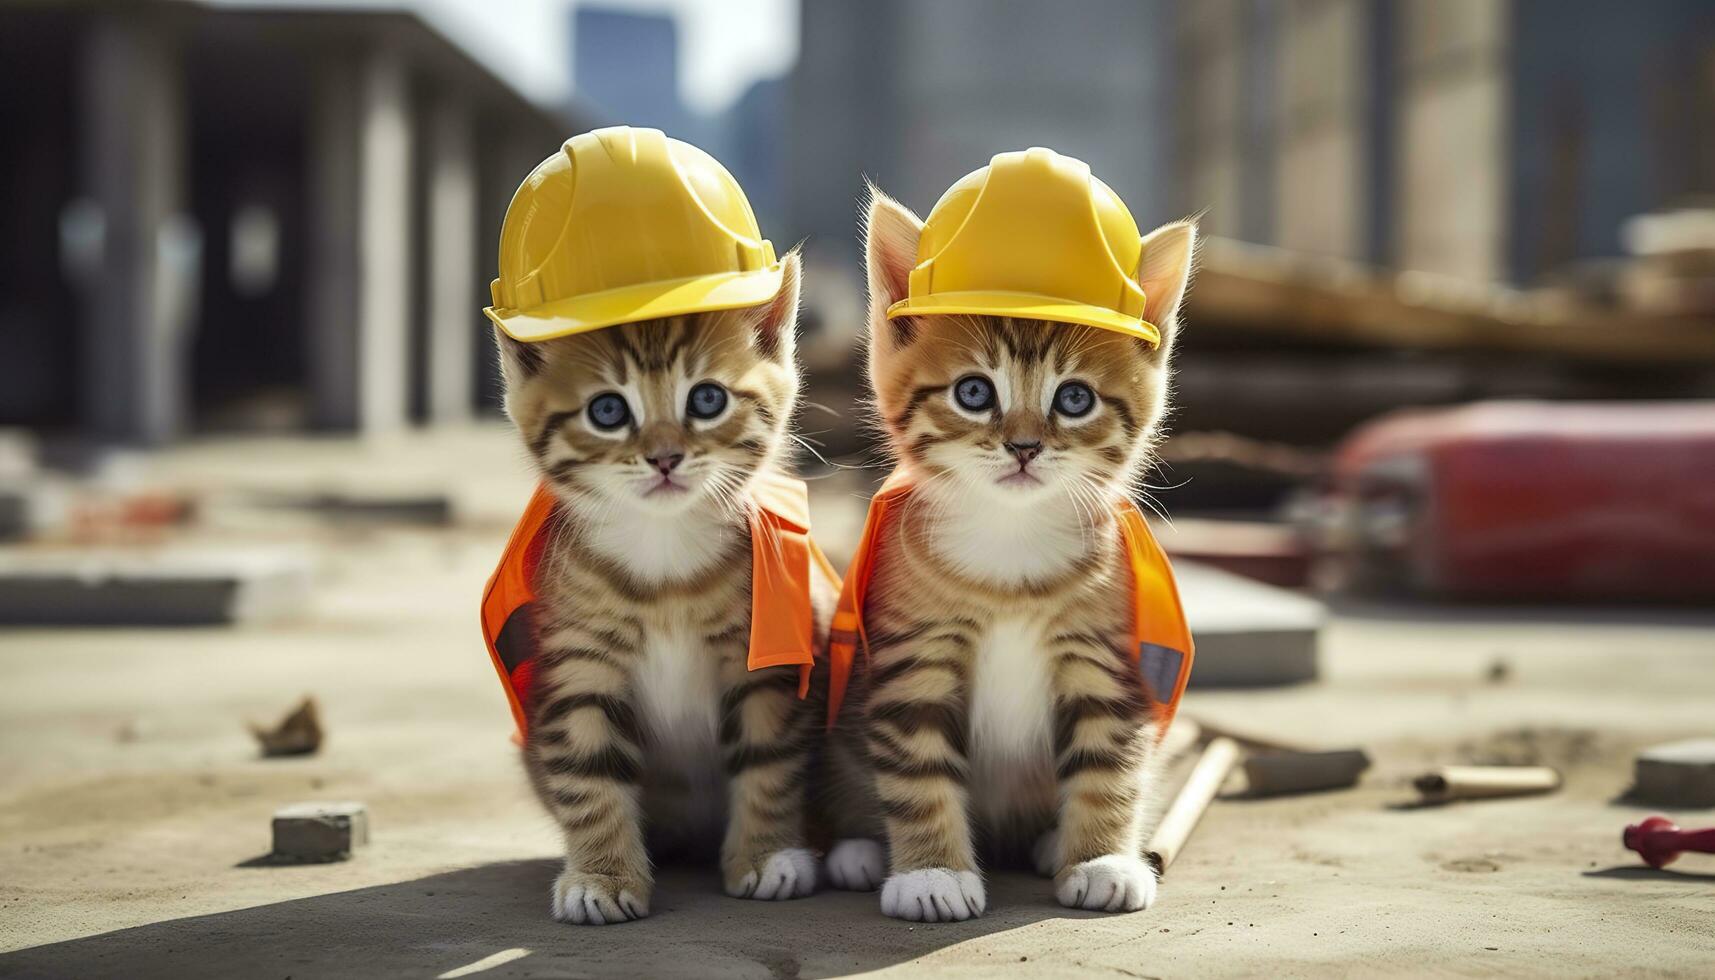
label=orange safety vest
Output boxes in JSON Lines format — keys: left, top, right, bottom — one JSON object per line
{"left": 481, "top": 472, "right": 839, "bottom": 740}
{"left": 825, "top": 470, "right": 1195, "bottom": 731}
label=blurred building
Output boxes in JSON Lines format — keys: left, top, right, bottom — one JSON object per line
{"left": 0, "top": 0, "right": 584, "bottom": 445}
{"left": 716, "top": 76, "right": 788, "bottom": 235}
{"left": 572, "top": 7, "right": 699, "bottom": 142}
{"left": 787, "top": 0, "right": 1176, "bottom": 269}
{"left": 790, "top": 0, "right": 1715, "bottom": 288}
{"left": 1176, "top": 0, "right": 1715, "bottom": 284}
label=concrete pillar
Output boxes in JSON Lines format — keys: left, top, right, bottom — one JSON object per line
{"left": 423, "top": 95, "right": 477, "bottom": 425}
{"left": 1275, "top": 0, "right": 1371, "bottom": 260}
{"left": 307, "top": 55, "right": 361, "bottom": 431}
{"left": 78, "top": 13, "right": 196, "bottom": 445}
{"left": 1395, "top": 0, "right": 1508, "bottom": 283}
{"left": 306, "top": 44, "right": 413, "bottom": 433}
{"left": 1176, "top": 0, "right": 1249, "bottom": 240}
{"left": 474, "top": 130, "right": 546, "bottom": 414}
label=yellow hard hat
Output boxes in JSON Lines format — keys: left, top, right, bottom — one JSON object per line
{"left": 887, "top": 147, "right": 1159, "bottom": 346}
{"left": 485, "top": 126, "right": 783, "bottom": 342}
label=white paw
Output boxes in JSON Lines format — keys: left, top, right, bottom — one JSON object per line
{"left": 1055, "top": 854, "right": 1156, "bottom": 913}
{"left": 728, "top": 847, "right": 817, "bottom": 900}
{"left": 1032, "top": 828, "right": 1062, "bottom": 878}
{"left": 552, "top": 871, "right": 649, "bottom": 925}
{"left": 879, "top": 867, "right": 986, "bottom": 922}
{"left": 825, "top": 838, "right": 886, "bottom": 891}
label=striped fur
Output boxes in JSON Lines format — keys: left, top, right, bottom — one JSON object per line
{"left": 495, "top": 255, "right": 835, "bottom": 924}
{"left": 815, "top": 188, "right": 1197, "bottom": 920}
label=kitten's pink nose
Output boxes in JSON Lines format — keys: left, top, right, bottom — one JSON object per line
{"left": 1004, "top": 440, "right": 1042, "bottom": 466}
{"left": 646, "top": 453, "right": 685, "bottom": 476}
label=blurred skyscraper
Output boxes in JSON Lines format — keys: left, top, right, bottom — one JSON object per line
{"left": 718, "top": 76, "right": 788, "bottom": 233}
{"left": 787, "top": 0, "right": 1176, "bottom": 268}
{"left": 572, "top": 8, "right": 699, "bottom": 142}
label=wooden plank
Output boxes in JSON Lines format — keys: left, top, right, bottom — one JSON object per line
{"left": 1188, "top": 239, "right": 1715, "bottom": 365}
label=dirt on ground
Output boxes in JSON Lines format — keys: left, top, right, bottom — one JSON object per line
{"left": 1, "top": 429, "right": 1712, "bottom": 979}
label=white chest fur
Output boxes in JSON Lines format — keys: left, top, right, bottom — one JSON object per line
{"left": 926, "top": 487, "right": 1090, "bottom": 588}
{"left": 632, "top": 618, "right": 720, "bottom": 757}
{"left": 967, "top": 612, "right": 1056, "bottom": 823}
{"left": 631, "top": 617, "right": 727, "bottom": 839}
{"left": 583, "top": 500, "right": 737, "bottom": 586}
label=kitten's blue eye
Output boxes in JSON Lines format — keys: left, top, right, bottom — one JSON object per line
{"left": 587, "top": 393, "right": 631, "bottom": 430}
{"left": 687, "top": 381, "right": 728, "bottom": 420}
{"left": 954, "top": 375, "right": 996, "bottom": 412}
{"left": 1054, "top": 381, "right": 1095, "bottom": 418}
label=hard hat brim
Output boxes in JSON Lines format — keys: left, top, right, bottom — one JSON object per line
{"left": 486, "top": 267, "right": 785, "bottom": 343}
{"left": 886, "top": 291, "right": 1162, "bottom": 348}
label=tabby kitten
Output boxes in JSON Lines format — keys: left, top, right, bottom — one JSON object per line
{"left": 496, "top": 255, "right": 833, "bottom": 925}
{"left": 815, "top": 190, "right": 1197, "bottom": 921}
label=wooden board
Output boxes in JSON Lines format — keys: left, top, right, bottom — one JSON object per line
{"left": 1188, "top": 239, "right": 1715, "bottom": 366}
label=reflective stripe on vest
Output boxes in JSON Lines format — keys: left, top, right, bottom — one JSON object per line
{"left": 825, "top": 470, "right": 1194, "bottom": 732}
{"left": 481, "top": 472, "right": 837, "bottom": 740}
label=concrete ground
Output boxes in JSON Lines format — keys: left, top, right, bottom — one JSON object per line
{"left": 2, "top": 428, "right": 1713, "bottom": 979}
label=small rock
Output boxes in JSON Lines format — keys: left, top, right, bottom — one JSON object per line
{"left": 250, "top": 696, "right": 323, "bottom": 758}
{"left": 115, "top": 718, "right": 153, "bottom": 744}
{"left": 271, "top": 802, "right": 368, "bottom": 862}
{"left": 1485, "top": 657, "right": 1512, "bottom": 684}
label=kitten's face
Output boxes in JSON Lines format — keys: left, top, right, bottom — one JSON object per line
{"left": 497, "top": 257, "right": 801, "bottom": 517}
{"left": 875, "top": 315, "right": 1164, "bottom": 504}
{"left": 862, "top": 187, "right": 1196, "bottom": 508}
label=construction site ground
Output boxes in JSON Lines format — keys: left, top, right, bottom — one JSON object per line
{"left": 2, "top": 428, "right": 1711, "bottom": 979}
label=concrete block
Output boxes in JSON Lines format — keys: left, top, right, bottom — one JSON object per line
{"left": 0, "top": 479, "right": 68, "bottom": 542}
{"left": 272, "top": 802, "right": 369, "bottom": 862}
{"left": 1633, "top": 739, "right": 1715, "bottom": 808}
{"left": 1177, "top": 560, "right": 1323, "bottom": 686}
{"left": 0, "top": 550, "right": 310, "bottom": 625}
{"left": 1244, "top": 749, "right": 1372, "bottom": 797}
{"left": 261, "top": 491, "right": 453, "bottom": 526}
{"left": 0, "top": 485, "right": 38, "bottom": 541}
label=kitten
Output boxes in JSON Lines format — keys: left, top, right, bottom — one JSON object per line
{"left": 495, "top": 254, "right": 833, "bottom": 924}
{"left": 814, "top": 189, "right": 1197, "bottom": 921}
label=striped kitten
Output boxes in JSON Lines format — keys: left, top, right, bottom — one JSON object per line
{"left": 815, "top": 190, "right": 1197, "bottom": 921}
{"left": 495, "top": 254, "right": 832, "bottom": 924}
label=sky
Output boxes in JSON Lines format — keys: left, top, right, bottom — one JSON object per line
{"left": 204, "top": 0, "right": 799, "bottom": 113}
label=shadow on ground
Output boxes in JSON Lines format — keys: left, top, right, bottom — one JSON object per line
{"left": 1327, "top": 596, "right": 1715, "bottom": 630}
{"left": 0, "top": 862, "right": 1102, "bottom": 979}
{"left": 1581, "top": 865, "right": 1715, "bottom": 882}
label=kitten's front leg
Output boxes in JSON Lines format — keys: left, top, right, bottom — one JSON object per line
{"left": 1048, "top": 638, "right": 1158, "bottom": 913}
{"left": 718, "top": 663, "right": 817, "bottom": 900}
{"left": 527, "top": 637, "right": 652, "bottom": 925}
{"left": 867, "top": 633, "right": 986, "bottom": 922}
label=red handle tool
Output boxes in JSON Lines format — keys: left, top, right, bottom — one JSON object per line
{"left": 1623, "top": 816, "right": 1715, "bottom": 869}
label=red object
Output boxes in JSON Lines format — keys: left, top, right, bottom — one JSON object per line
{"left": 1329, "top": 401, "right": 1715, "bottom": 600}
{"left": 1623, "top": 815, "right": 1715, "bottom": 869}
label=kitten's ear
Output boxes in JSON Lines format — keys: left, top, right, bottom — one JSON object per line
{"left": 862, "top": 183, "right": 923, "bottom": 350}
{"left": 493, "top": 326, "right": 543, "bottom": 391}
{"left": 1136, "top": 219, "right": 1198, "bottom": 357}
{"left": 750, "top": 250, "right": 801, "bottom": 362}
